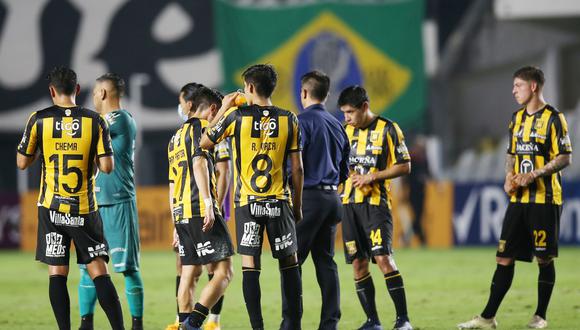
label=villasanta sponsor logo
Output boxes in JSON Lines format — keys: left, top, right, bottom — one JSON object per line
{"left": 250, "top": 202, "right": 281, "bottom": 218}
{"left": 49, "top": 210, "right": 85, "bottom": 227}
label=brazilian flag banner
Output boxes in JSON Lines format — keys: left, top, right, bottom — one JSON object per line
{"left": 214, "top": 0, "right": 425, "bottom": 130}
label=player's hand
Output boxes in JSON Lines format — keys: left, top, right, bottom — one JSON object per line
{"left": 293, "top": 205, "right": 303, "bottom": 223}
{"left": 514, "top": 172, "right": 536, "bottom": 187}
{"left": 351, "top": 173, "right": 373, "bottom": 188}
{"left": 172, "top": 228, "right": 179, "bottom": 248}
{"left": 220, "top": 92, "right": 239, "bottom": 111}
{"left": 504, "top": 172, "right": 517, "bottom": 195}
{"left": 202, "top": 206, "right": 215, "bottom": 232}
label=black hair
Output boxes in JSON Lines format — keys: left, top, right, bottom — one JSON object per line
{"left": 337, "top": 85, "right": 369, "bottom": 108}
{"left": 96, "top": 72, "right": 126, "bottom": 97}
{"left": 180, "top": 82, "right": 203, "bottom": 103}
{"left": 46, "top": 66, "right": 77, "bottom": 95}
{"left": 513, "top": 66, "right": 545, "bottom": 87}
{"left": 301, "top": 70, "right": 330, "bottom": 101}
{"left": 193, "top": 86, "right": 223, "bottom": 109}
{"left": 241, "top": 64, "right": 277, "bottom": 98}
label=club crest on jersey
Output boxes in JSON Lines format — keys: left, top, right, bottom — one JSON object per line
{"left": 369, "top": 131, "right": 381, "bottom": 142}
{"left": 534, "top": 120, "right": 544, "bottom": 129}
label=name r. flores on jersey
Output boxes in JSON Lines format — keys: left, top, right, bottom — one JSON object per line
{"left": 516, "top": 142, "right": 539, "bottom": 155}
{"left": 45, "top": 232, "right": 66, "bottom": 257}
{"left": 49, "top": 210, "right": 84, "bottom": 227}
{"left": 250, "top": 202, "right": 281, "bottom": 218}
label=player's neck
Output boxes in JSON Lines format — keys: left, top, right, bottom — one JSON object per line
{"left": 361, "top": 111, "right": 376, "bottom": 128}
{"left": 53, "top": 95, "right": 76, "bottom": 108}
{"left": 525, "top": 96, "right": 546, "bottom": 115}
{"left": 252, "top": 96, "right": 272, "bottom": 107}
{"left": 101, "top": 101, "right": 122, "bottom": 115}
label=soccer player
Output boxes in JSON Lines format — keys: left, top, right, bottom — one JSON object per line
{"left": 201, "top": 64, "right": 304, "bottom": 330}
{"left": 166, "top": 84, "right": 231, "bottom": 330}
{"left": 16, "top": 66, "right": 124, "bottom": 330}
{"left": 77, "top": 73, "right": 144, "bottom": 330}
{"left": 458, "top": 67, "right": 572, "bottom": 329}
{"left": 338, "top": 86, "right": 413, "bottom": 330}
{"left": 168, "top": 83, "right": 235, "bottom": 330}
{"left": 195, "top": 87, "right": 232, "bottom": 330}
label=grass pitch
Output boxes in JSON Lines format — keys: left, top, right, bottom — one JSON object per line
{"left": 1, "top": 248, "right": 579, "bottom": 329}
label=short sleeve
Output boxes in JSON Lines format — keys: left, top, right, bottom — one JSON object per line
{"left": 507, "top": 114, "right": 516, "bottom": 155}
{"left": 551, "top": 113, "right": 572, "bottom": 155}
{"left": 288, "top": 112, "right": 302, "bottom": 153}
{"left": 190, "top": 120, "right": 210, "bottom": 160}
{"left": 214, "top": 140, "right": 231, "bottom": 162}
{"left": 388, "top": 122, "right": 410, "bottom": 164}
{"left": 97, "top": 116, "right": 114, "bottom": 157}
{"left": 206, "top": 107, "right": 237, "bottom": 144}
{"left": 17, "top": 112, "right": 38, "bottom": 156}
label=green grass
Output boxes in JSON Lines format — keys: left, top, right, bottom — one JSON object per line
{"left": 1, "top": 248, "right": 579, "bottom": 329}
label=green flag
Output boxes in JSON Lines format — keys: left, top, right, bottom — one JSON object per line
{"left": 215, "top": 0, "right": 425, "bottom": 130}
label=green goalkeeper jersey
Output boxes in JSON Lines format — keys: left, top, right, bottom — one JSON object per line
{"left": 96, "top": 109, "right": 137, "bottom": 206}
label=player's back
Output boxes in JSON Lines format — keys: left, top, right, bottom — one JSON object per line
{"left": 229, "top": 105, "right": 301, "bottom": 207}
{"left": 19, "top": 105, "right": 112, "bottom": 214}
{"left": 168, "top": 117, "right": 218, "bottom": 220}
{"left": 96, "top": 109, "right": 137, "bottom": 205}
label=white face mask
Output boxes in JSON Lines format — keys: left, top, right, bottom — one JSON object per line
{"left": 177, "top": 104, "right": 188, "bottom": 122}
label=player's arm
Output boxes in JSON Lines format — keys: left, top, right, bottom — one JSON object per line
{"left": 352, "top": 162, "right": 411, "bottom": 188}
{"left": 515, "top": 113, "right": 573, "bottom": 187}
{"left": 97, "top": 155, "right": 114, "bottom": 174}
{"left": 215, "top": 160, "right": 230, "bottom": 208}
{"left": 169, "top": 181, "right": 179, "bottom": 247}
{"left": 192, "top": 155, "right": 215, "bottom": 232}
{"left": 289, "top": 151, "right": 304, "bottom": 223}
{"left": 200, "top": 92, "right": 238, "bottom": 149}
{"left": 16, "top": 152, "right": 38, "bottom": 170}
{"left": 96, "top": 116, "right": 114, "bottom": 174}
{"left": 504, "top": 154, "right": 517, "bottom": 195}
{"left": 16, "top": 112, "right": 39, "bottom": 170}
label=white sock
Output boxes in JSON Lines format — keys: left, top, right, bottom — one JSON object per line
{"left": 208, "top": 314, "right": 220, "bottom": 322}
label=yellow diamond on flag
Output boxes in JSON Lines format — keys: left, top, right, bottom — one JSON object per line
{"left": 234, "top": 11, "right": 412, "bottom": 113}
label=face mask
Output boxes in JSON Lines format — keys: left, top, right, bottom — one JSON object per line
{"left": 177, "top": 104, "right": 188, "bottom": 122}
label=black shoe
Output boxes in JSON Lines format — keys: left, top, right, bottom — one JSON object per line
{"left": 79, "top": 314, "right": 94, "bottom": 330}
{"left": 357, "top": 319, "right": 383, "bottom": 330}
{"left": 132, "top": 316, "right": 143, "bottom": 330}
{"left": 393, "top": 316, "right": 413, "bottom": 330}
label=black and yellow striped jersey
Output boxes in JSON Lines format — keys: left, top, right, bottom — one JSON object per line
{"left": 342, "top": 116, "right": 410, "bottom": 208}
{"left": 17, "top": 105, "right": 113, "bottom": 214}
{"left": 206, "top": 105, "right": 301, "bottom": 207}
{"left": 507, "top": 105, "right": 572, "bottom": 205}
{"left": 168, "top": 117, "right": 218, "bottom": 221}
{"left": 214, "top": 138, "right": 231, "bottom": 163}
